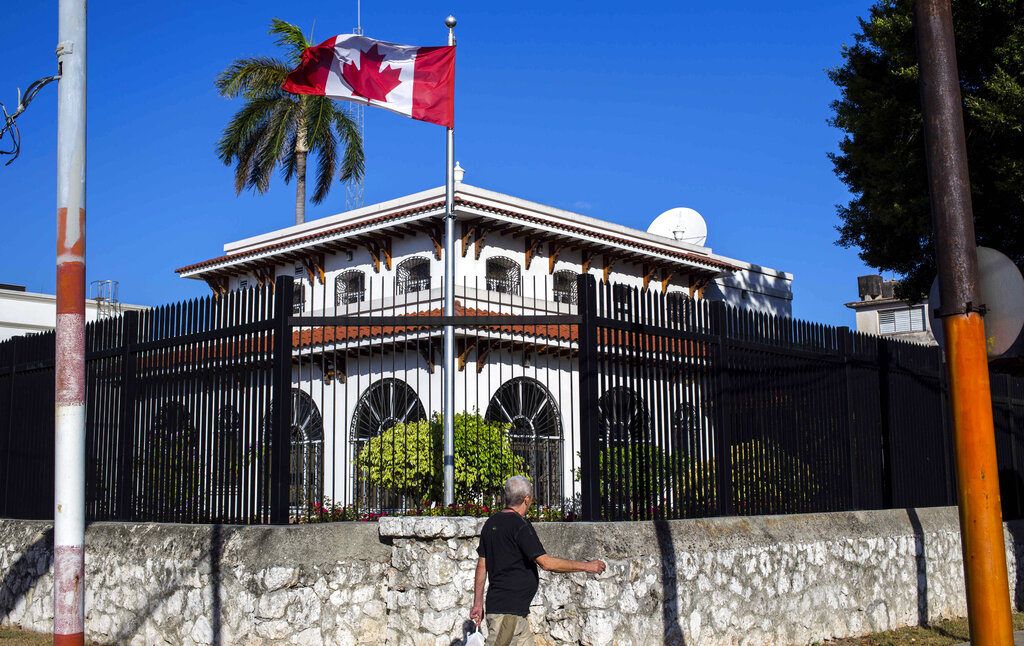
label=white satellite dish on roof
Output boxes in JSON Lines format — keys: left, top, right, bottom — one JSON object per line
{"left": 647, "top": 207, "right": 708, "bottom": 246}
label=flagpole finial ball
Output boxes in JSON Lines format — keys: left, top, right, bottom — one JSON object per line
{"left": 445, "top": 15, "right": 457, "bottom": 28}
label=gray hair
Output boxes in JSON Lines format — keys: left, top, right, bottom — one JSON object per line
{"left": 504, "top": 475, "right": 534, "bottom": 507}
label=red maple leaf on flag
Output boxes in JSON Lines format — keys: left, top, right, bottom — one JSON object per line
{"left": 341, "top": 45, "right": 402, "bottom": 103}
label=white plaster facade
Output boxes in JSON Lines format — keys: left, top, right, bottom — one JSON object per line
{"left": 176, "top": 183, "right": 792, "bottom": 508}
{"left": 0, "top": 285, "right": 147, "bottom": 342}
{"left": 845, "top": 275, "right": 936, "bottom": 346}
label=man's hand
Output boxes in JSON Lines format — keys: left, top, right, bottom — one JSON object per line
{"left": 470, "top": 602, "right": 483, "bottom": 625}
{"left": 585, "top": 559, "right": 607, "bottom": 574}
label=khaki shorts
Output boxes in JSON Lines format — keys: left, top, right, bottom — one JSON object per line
{"left": 485, "top": 614, "right": 535, "bottom": 646}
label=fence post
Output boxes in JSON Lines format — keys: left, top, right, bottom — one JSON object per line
{"left": 115, "top": 311, "right": 139, "bottom": 520}
{"left": 837, "top": 326, "right": 859, "bottom": 510}
{"left": 877, "top": 337, "right": 895, "bottom": 508}
{"left": 1, "top": 337, "right": 17, "bottom": 518}
{"left": 709, "top": 300, "right": 734, "bottom": 516}
{"left": 576, "top": 274, "right": 601, "bottom": 522}
{"left": 270, "top": 276, "right": 294, "bottom": 524}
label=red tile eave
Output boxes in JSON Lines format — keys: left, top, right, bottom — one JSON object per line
{"left": 455, "top": 197, "right": 738, "bottom": 273}
{"left": 291, "top": 303, "right": 710, "bottom": 358}
{"left": 174, "top": 200, "right": 445, "bottom": 275}
{"left": 176, "top": 194, "right": 736, "bottom": 278}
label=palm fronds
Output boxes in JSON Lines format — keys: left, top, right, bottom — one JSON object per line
{"left": 215, "top": 19, "right": 366, "bottom": 222}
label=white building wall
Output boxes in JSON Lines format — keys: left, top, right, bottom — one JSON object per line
{"left": 0, "top": 288, "right": 147, "bottom": 341}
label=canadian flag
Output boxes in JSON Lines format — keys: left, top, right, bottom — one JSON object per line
{"left": 283, "top": 35, "right": 455, "bottom": 128}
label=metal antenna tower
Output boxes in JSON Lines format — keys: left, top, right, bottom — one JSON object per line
{"left": 90, "top": 280, "right": 121, "bottom": 319}
{"left": 345, "top": 0, "right": 366, "bottom": 210}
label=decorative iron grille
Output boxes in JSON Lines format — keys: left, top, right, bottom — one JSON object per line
{"left": 335, "top": 270, "right": 366, "bottom": 305}
{"left": 396, "top": 258, "right": 431, "bottom": 295}
{"left": 485, "top": 257, "right": 521, "bottom": 295}
{"left": 485, "top": 377, "right": 563, "bottom": 506}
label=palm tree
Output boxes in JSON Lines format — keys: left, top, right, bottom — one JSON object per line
{"left": 216, "top": 19, "right": 364, "bottom": 225}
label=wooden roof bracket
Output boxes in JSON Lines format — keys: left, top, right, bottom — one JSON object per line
{"left": 661, "top": 270, "right": 674, "bottom": 293}
{"left": 581, "top": 249, "right": 594, "bottom": 274}
{"left": 427, "top": 221, "right": 443, "bottom": 261}
{"left": 457, "top": 338, "right": 477, "bottom": 372}
{"left": 642, "top": 264, "right": 657, "bottom": 291}
{"left": 460, "top": 221, "right": 475, "bottom": 258}
{"left": 254, "top": 266, "right": 275, "bottom": 291}
{"left": 419, "top": 342, "right": 438, "bottom": 374}
{"left": 548, "top": 241, "right": 565, "bottom": 274}
{"left": 365, "top": 238, "right": 392, "bottom": 273}
{"left": 474, "top": 224, "right": 487, "bottom": 260}
{"left": 476, "top": 342, "right": 493, "bottom": 374}
{"left": 525, "top": 236, "right": 542, "bottom": 270}
{"left": 302, "top": 253, "right": 326, "bottom": 285}
{"left": 203, "top": 276, "right": 229, "bottom": 298}
{"left": 602, "top": 254, "right": 616, "bottom": 285}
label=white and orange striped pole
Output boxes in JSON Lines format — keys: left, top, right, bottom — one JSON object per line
{"left": 53, "top": 0, "right": 87, "bottom": 644}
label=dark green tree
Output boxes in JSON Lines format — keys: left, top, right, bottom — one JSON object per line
{"left": 216, "top": 19, "right": 364, "bottom": 225}
{"left": 828, "top": 0, "right": 1024, "bottom": 299}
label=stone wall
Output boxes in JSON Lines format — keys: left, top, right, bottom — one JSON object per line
{"left": 1, "top": 508, "right": 1022, "bottom": 645}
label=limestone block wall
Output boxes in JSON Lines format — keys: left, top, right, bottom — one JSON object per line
{"left": 1, "top": 508, "right": 1023, "bottom": 645}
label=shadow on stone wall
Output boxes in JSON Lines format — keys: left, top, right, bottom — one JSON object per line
{"left": 0, "top": 527, "right": 53, "bottom": 623}
{"left": 906, "top": 509, "right": 929, "bottom": 626}
{"left": 106, "top": 524, "right": 242, "bottom": 645}
{"left": 654, "top": 520, "right": 686, "bottom": 645}
{"left": 1007, "top": 520, "right": 1024, "bottom": 611}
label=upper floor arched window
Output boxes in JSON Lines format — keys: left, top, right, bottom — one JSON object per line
{"left": 335, "top": 270, "right": 366, "bottom": 305}
{"left": 396, "top": 257, "right": 431, "bottom": 295}
{"left": 552, "top": 270, "right": 578, "bottom": 304}
{"left": 486, "top": 257, "right": 521, "bottom": 295}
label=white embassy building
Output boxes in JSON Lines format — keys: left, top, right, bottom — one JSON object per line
{"left": 176, "top": 177, "right": 793, "bottom": 508}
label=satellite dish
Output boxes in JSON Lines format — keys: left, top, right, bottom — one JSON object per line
{"left": 647, "top": 207, "right": 708, "bottom": 246}
{"left": 928, "top": 246, "right": 1024, "bottom": 358}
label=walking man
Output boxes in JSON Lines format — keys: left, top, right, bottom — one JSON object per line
{"left": 469, "top": 475, "right": 606, "bottom": 645}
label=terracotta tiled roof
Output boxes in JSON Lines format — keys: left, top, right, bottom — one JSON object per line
{"left": 176, "top": 196, "right": 736, "bottom": 277}
{"left": 175, "top": 200, "right": 444, "bottom": 274}
{"left": 291, "top": 302, "right": 709, "bottom": 358}
{"left": 456, "top": 197, "right": 736, "bottom": 272}
{"left": 292, "top": 302, "right": 577, "bottom": 348}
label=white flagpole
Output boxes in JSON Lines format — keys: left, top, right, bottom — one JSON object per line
{"left": 442, "top": 14, "right": 457, "bottom": 506}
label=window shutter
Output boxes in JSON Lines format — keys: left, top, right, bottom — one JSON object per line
{"left": 879, "top": 310, "right": 896, "bottom": 333}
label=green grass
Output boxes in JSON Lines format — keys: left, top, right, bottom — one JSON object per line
{"left": 818, "top": 613, "right": 1024, "bottom": 645}
{"left": 0, "top": 627, "right": 50, "bottom": 646}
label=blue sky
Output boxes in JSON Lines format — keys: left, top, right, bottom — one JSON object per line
{"left": 1, "top": 1, "right": 877, "bottom": 324}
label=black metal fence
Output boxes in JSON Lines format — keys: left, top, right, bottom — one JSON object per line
{"left": 579, "top": 279, "right": 955, "bottom": 521}
{"left": 1, "top": 273, "right": 1022, "bottom": 524}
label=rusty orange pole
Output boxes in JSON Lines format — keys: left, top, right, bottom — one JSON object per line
{"left": 915, "top": 1, "right": 1013, "bottom": 642}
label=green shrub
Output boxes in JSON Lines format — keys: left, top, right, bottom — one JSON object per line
{"left": 356, "top": 411, "right": 526, "bottom": 504}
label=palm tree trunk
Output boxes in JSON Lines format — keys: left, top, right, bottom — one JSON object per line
{"left": 294, "top": 106, "right": 308, "bottom": 225}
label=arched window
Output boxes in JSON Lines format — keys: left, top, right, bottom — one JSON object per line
{"left": 552, "top": 270, "right": 578, "bottom": 305}
{"left": 485, "top": 378, "right": 563, "bottom": 506}
{"left": 671, "top": 402, "right": 702, "bottom": 457}
{"left": 486, "top": 257, "right": 521, "bottom": 295}
{"left": 335, "top": 270, "right": 366, "bottom": 305}
{"left": 396, "top": 257, "right": 431, "bottom": 295}
{"left": 144, "top": 402, "right": 197, "bottom": 520}
{"left": 351, "top": 379, "right": 427, "bottom": 511}
{"left": 598, "top": 386, "right": 649, "bottom": 444}
{"left": 216, "top": 404, "right": 242, "bottom": 494}
{"left": 288, "top": 389, "right": 324, "bottom": 512}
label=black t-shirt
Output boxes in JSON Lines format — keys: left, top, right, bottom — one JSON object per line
{"left": 476, "top": 510, "right": 547, "bottom": 617}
